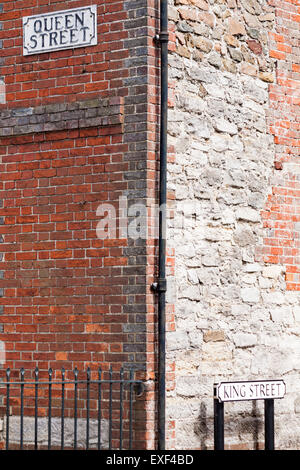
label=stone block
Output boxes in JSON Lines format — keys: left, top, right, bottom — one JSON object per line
{"left": 203, "top": 330, "right": 226, "bottom": 342}
{"left": 236, "top": 207, "right": 261, "bottom": 223}
{"left": 241, "top": 287, "right": 260, "bottom": 303}
{"left": 214, "top": 118, "right": 238, "bottom": 135}
{"left": 4, "top": 416, "right": 109, "bottom": 449}
{"left": 262, "top": 265, "right": 283, "bottom": 279}
{"left": 232, "top": 332, "right": 257, "bottom": 348}
{"left": 227, "top": 17, "right": 246, "bottom": 36}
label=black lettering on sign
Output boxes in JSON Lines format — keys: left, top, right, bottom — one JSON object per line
{"left": 75, "top": 12, "right": 85, "bottom": 28}
{"left": 70, "top": 29, "right": 79, "bottom": 44}
{"left": 49, "top": 31, "right": 58, "bottom": 47}
{"left": 65, "top": 14, "right": 74, "bottom": 29}
{"left": 81, "top": 26, "right": 89, "bottom": 42}
{"left": 34, "top": 20, "right": 42, "bottom": 33}
{"left": 59, "top": 30, "right": 68, "bottom": 45}
{"left": 29, "top": 34, "right": 37, "bottom": 49}
{"left": 55, "top": 16, "right": 63, "bottom": 30}
{"left": 44, "top": 17, "right": 53, "bottom": 32}
{"left": 40, "top": 33, "right": 47, "bottom": 48}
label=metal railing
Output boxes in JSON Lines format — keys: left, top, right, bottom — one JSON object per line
{"left": 0, "top": 366, "right": 144, "bottom": 451}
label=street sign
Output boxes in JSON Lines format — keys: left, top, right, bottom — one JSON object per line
{"left": 215, "top": 379, "right": 286, "bottom": 403}
{"left": 23, "top": 5, "right": 97, "bottom": 56}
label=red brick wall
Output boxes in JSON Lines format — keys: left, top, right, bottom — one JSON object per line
{"left": 0, "top": 0, "right": 160, "bottom": 449}
{"left": 261, "top": 0, "right": 300, "bottom": 290}
{"left": 0, "top": 124, "right": 128, "bottom": 369}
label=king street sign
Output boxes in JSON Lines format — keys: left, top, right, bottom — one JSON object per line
{"left": 214, "top": 379, "right": 286, "bottom": 403}
{"left": 23, "top": 5, "right": 97, "bottom": 56}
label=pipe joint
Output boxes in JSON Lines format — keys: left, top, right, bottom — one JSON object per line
{"left": 159, "top": 31, "right": 169, "bottom": 44}
{"left": 155, "top": 32, "right": 169, "bottom": 44}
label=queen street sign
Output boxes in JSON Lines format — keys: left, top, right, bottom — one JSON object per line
{"left": 214, "top": 379, "right": 286, "bottom": 403}
{"left": 23, "top": 5, "right": 97, "bottom": 56}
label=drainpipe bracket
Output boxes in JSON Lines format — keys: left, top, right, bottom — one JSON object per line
{"left": 158, "top": 278, "right": 167, "bottom": 293}
{"left": 151, "top": 279, "right": 167, "bottom": 293}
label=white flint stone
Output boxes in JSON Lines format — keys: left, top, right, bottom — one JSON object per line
{"left": 232, "top": 333, "right": 257, "bottom": 348}
{"left": 221, "top": 208, "right": 235, "bottom": 224}
{"left": 204, "top": 228, "right": 231, "bottom": 241}
{"left": 204, "top": 83, "right": 225, "bottom": 98}
{"left": 244, "top": 98, "right": 265, "bottom": 115}
{"left": 188, "top": 331, "right": 203, "bottom": 348}
{"left": 259, "top": 276, "right": 273, "bottom": 288}
{"left": 211, "top": 134, "right": 230, "bottom": 152}
{"left": 201, "top": 254, "right": 220, "bottom": 266}
{"left": 242, "top": 274, "right": 256, "bottom": 284}
{"left": 236, "top": 207, "right": 261, "bottom": 222}
{"left": 167, "top": 331, "right": 190, "bottom": 351}
{"left": 231, "top": 304, "right": 251, "bottom": 316}
{"left": 293, "top": 306, "right": 300, "bottom": 322}
{"left": 262, "top": 265, "right": 283, "bottom": 279}
{"left": 262, "top": 292, "right": 285, "bottom": 305}
{"left": 270, "top": 307, "right": 293, "bottom": 325}
{"left": 176, "top": 376, "right": 201, "bottom": 398}
{"left": 188, "top": 269, "right": 199, "bottom": 284}
{"left": 214, "top": 118, "right": 238, "bottom": 135}
{"left": 180, "top": 285, "right": 201, "bottom": 300}
{"left": 241, "top": 287, "right": 260, "bottom": 303}
{"left": 188, "top": 118, "right": 212, "bottom": 139}
{"left": 243, "top": 263, "right": 262, "bottom": 272}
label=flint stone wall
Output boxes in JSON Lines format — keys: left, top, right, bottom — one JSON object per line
{"left": 167, "top": 0, "right": 300, "bottom": 450}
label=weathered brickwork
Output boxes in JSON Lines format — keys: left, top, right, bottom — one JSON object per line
{"left": 167, "top": 0, "right": 300, "bottom": 450}
{"left": 0, "top": 0, "right": 160, "bottom": 449}
{"left": 260, "top": 1, "right": 300, "bottom": 291}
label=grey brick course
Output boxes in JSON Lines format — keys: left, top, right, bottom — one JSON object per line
{"left": 0, "top": 98, "right": 124, "bottom": 137}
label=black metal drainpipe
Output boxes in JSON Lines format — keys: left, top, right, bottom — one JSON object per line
{"left": 155, "top": 0, "right": 169, "bottom": 451}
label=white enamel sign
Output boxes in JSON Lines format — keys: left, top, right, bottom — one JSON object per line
{"left": 215, "top": 380, "right": 286, "bottom": 403}
{"left": 23, "top": 5, "right": 97, "bottom": 55}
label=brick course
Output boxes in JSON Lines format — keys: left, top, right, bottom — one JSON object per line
{"left": 0, "top": 0, "right": 160, "bottom": 449}
{"left": 261, "top": 0, "right": 300, "bottom": 291}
